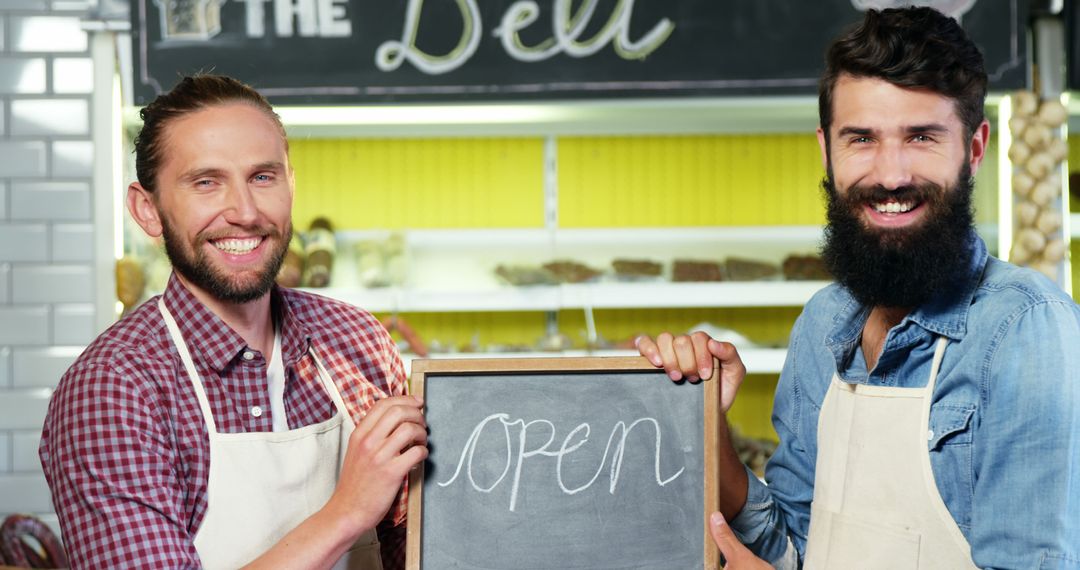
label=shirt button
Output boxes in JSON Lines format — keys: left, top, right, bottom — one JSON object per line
{"left": 242, "top": 351, "right": 255, "bottom": 361}
{"left": 927, "top": 429, "right": 935, "bottom": 441}
{"left": 252, "top": 406, "right": 263, "bottom": 418}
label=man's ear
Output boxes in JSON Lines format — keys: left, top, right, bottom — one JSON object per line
{"left": 127, "top": 182, "right": 164, "bottom": 238}
{"left": 816, "top": 126, "right": 829, "bottom": 170}
{"left": 967, "top": 119, "right": 991, "bottom": 176}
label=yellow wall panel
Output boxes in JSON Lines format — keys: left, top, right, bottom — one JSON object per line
{"left": 378, "top": 311, "right": 549, "bottom": 353}
{"left": 1074, "top": 242, "right": 1080, "bottom": 302}
{"left": 728, "top": 375, "right": 780, "bottom": 441}
{"left": 558, "top": 134, "right": 826, "bottom": 227}
{"left": 289, "top": 138, "right": 546, "bottom": 230}
{"left": 1069, "top": 134, "right": 1080, "bottom": 174}
{"left": 557, "top": 307, "right": 801, "bottom": 349}
{"left": 1070, "top": 135, "right": 1079, "bottom": 214}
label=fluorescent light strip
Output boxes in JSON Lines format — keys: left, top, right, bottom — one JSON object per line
{"left": 275, "top": 104, "right": 568, "bottom": 126}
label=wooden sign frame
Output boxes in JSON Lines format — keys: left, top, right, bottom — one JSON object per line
{"left": 405, "top": 356, "right": 719, "bottom": 569}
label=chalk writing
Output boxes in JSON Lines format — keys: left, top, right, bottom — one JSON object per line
{"left": 436, "top": 413, "right": 686, "bottom": 512}
{"left": 376, "top": 0, "right": 675, "bottom": 74}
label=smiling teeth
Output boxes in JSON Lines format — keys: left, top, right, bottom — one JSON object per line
{"left": 213, "top": 237, "right": 261, "bottom": 254}
{"left": 874, "top": 202, "right": 914, "bottom": 214}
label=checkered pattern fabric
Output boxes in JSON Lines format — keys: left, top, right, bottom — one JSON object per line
{"left": 39, "top": 273, "right": 409, "bottom": 569}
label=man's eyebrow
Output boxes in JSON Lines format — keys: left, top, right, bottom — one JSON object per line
{"left": 178, "top": 167, "right": 225, "bottom": 182}
{"left": 252, "top": 161, "right": 287, "bottom": 172}
{"left": 836, "top": 126, "right": 874, "bottom": 138}
{"left": 835, "top": 124, "right": 951, "bottom": 138}
{"left": 905, "top": 123, "right": 950, "bottom": 134}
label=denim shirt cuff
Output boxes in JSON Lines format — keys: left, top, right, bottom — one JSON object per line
{"left": 730, "top": 465, "right": 772, "bottom": 543}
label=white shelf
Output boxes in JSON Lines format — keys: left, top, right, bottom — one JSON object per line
{"left": 305, "top": 281, "right": 830, "bottom": 313}
{"left": 304, "top": 226, "right": 830, "bottom": 312}
{"left": 402, "top": 347, "right": 788, "bottom": 375}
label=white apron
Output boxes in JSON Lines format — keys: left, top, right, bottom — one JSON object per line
{"left": 159, "top": 301, "right": 382, "bottom": 570}
{"left": 803, "top": 337, "right": 977, "bottom": 569}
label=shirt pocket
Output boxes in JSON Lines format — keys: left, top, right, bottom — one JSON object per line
{"left": 927, "top": 405, "right": 975, "bottom": 531}
{"left": 928, "top": 405, "right": 974, "bottom": 450}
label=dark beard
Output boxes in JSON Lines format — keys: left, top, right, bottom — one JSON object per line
{"left": 820, "top": 166, "right": 975, "bottom": 309}
{"left": 161, "top": 220, "right": 290, "bottom": 304}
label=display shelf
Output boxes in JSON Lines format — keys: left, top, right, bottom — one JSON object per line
{"left": 401, "top": 347, "right": 788, "bottom": 375}
{"left": 306, "top": 281, "right": 830, "bottom": 313}
{"left": 300, "top": 226, "right": 831, "bottom": 312}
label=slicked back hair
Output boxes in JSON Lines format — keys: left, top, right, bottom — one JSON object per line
{"left": 133, "top": 74, "right": 286, "bottom": 193}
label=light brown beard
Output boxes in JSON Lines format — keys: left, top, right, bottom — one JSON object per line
{"left": 160, "top": 216, "right": 291, "bottom": 304}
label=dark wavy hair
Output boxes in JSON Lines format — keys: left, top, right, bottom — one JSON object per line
{"left": 819, "top": 7, "right": 987, "bottom": 145}
{"left": 133, "top": 74, "right": 286, "bottom": 193}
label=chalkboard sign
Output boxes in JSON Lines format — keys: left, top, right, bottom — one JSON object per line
{"left": 131, "top": 0, "right": 1028, "bottom": 105}
{"left": 406, "top": 357, "right": 719, "bottom": 570}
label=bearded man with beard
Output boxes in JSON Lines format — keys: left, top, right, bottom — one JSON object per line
{"left": 639, "top": 7, "right": 1080, "bottom": 569}
{"left": 40, "top": 75, "right": 428, "bottom": 570}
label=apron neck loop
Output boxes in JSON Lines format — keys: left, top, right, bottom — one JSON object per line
{"left": 159, "top": 299, "right": 220, "bottom": 434}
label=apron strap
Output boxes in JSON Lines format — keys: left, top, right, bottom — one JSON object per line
{"left": 159, "top": 299, "right": 220, "bottom": 434}
{"left": 924, "top": 336, "right": 949, "bottom": 396}
{"left": 309, "top": 348, "right": 362, "bottom": 429}
{"left": 919, "top": 336, "right": 950, "bottom": 445}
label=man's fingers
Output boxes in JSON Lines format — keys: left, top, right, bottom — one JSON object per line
{"left": 655, "top": 332, "right": 682, "bottom": 380}
{"left": 673, "top": 335, "right": 699, "bottom": 381}
{"left": 690, "top": 332, "right": 713, "bottom": 380}
{"left": 376, "top": 421, "right": 429, "bottom": 464}
{"left": 635, "top": 335, "right": 662, "bottom": 367}
{"left": 709, "top": 340, "right": 747, "bottom": 379}
{"left": 361, "top": 402, "right": 427, "bottom": 450}
{"left": 352, "top": 396, "right": 425, "bottom": 445}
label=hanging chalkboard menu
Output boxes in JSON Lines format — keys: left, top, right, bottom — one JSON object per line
{"left": 131, "top": 0, "right": 1028, "bottom": 105}
{"left": 406, "top": 357, "right": 720, "bottom": 570}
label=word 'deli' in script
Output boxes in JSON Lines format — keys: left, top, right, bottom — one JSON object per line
{"left": 436, "top": 413, "right": 686, "bottom": 512}
{"left": 376, "top": 0, "right": 676, "bottom": 75}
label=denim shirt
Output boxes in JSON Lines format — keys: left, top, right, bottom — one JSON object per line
{"left": 731, "top": 235, "right": 1080, "bottom": 569}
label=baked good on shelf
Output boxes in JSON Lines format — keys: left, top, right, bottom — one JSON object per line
{"left": 672, "top": 259, "right": 724, "bottom": 282}
{"left": 782, "top": 254, "right": 832, "bottom": 281}
{"left": 542, "top": 260, "right": 603, "bottom": 283}
{"left": 724, "top": 257, "right": 780, "bottom": 281}
{"left": 612, "top": 258, "right": 663, "bottom": 280}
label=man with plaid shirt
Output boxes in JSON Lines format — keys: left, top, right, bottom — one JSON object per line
{"left": 39, "top": 75, "right": 428, "bottom": 569}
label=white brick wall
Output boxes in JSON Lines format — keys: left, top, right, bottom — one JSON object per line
{"left": 12, "top": 347, "right": 81, "bottom": 388}
{"left": 12, "top": 264, "right": 94, "bottom": 303}
{"left": 1, "top": 0, "right": 97, "bottom": 536}
{"left": 10, "top": 99, "right": 90, "bottom": 136}
{"left": 0, "top": 223, "right": 49, "bottom": 261}
{"left": 0, "top": 181, "right": 7, "bottom": 217}
{"left": 0, "top": 434, "right": 9, "bottom": 472}
{"left": 0, "top": 263, "right": 9, "bottom": 303}
{"left": 0, "top": 347, "right": 10, "bottom": 388}
{"left": 0, "top": 57, "right": 47, "bottom": 94}
{"left": 12, "top": 430, "right": 42, "bottom": 472}
{"left": 10, "top": 181, "right": 91, "bottom": 220}
{"left": 0, "top": 141, "right": 48, "bottom": 177}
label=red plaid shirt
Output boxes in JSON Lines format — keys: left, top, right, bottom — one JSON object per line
{"left": 39, "top": 274, "right": 409, "bottom": 569}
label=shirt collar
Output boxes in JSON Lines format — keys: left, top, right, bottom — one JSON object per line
{"left": 162, "top": 273, "right": 313, "bottom": 371}
{"left": 273, "top": 288, "right": 314, "bottom": 368}
{"left": 904, "top": 233, "right": 987, "bottom": 340}
{"left": 826, "top": 232, "right": 989, "bottom": 351}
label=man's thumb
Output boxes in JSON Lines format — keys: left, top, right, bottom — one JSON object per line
{"left": 710, "top": 512, "right": 744, "bottom": 560}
